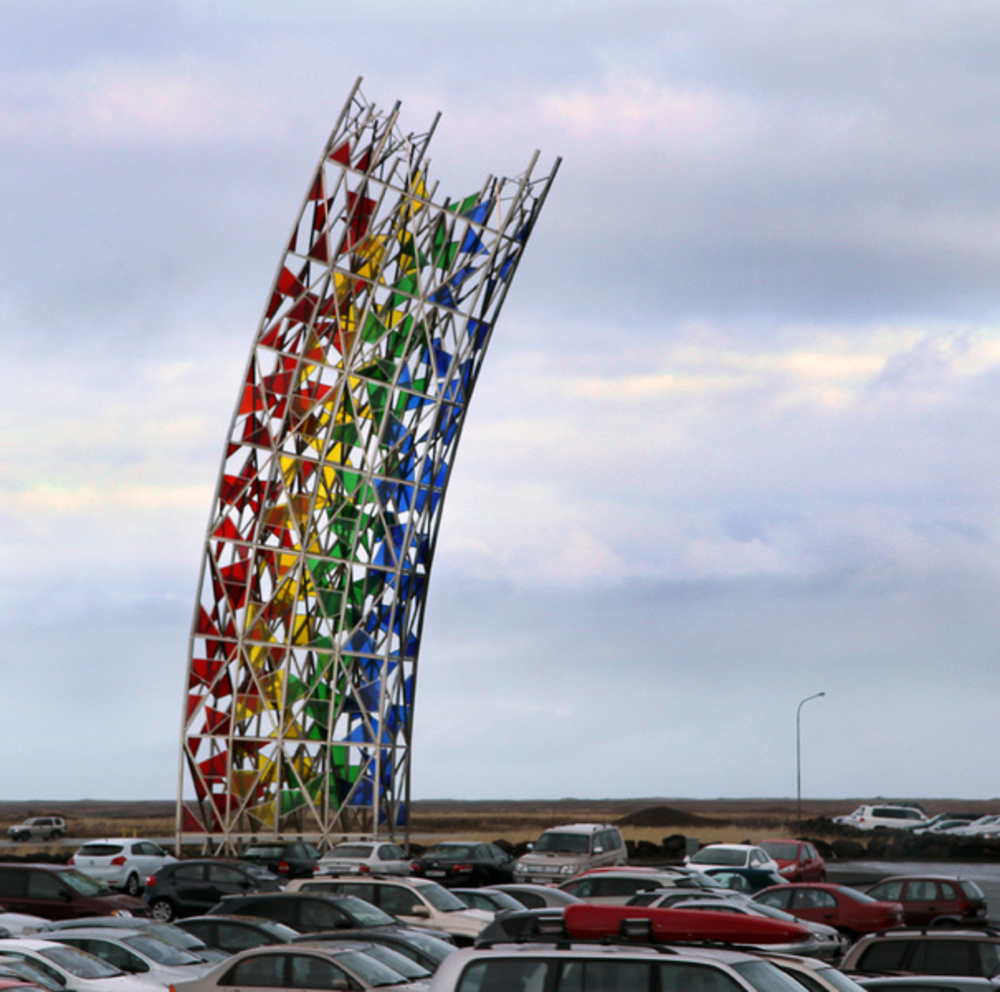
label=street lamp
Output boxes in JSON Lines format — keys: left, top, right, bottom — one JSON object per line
{"left": 796, "top": 691, "right": 826, "bottom": 824}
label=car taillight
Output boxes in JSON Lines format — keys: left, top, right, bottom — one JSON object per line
{"left": 358, "top": 864, "right": 371, "bottom": 874}
{"left": 410, "top": 862, "right": 421, "bottom": 874}
{"left": 146, "top": 875, "right": 156, "bottom": 889}
{"left": 67, "top": 855, "right": 75, "bottom": 865}
{"left": 454, "top": 864, "right": 472, "bottom": 873}
{"left": 278, "top": 860, "right": 290, "bottom": 874}
{"left": 111, "top": 856, "right": 127, "bottom": 866}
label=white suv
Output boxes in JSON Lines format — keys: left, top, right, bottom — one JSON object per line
{"left": 513, "top": 824, "right": 626, "bottom": 884}
{"left": 285, "top": 875, "right": 492, "bottom": 944}
{"left": 833, "top": 805, "right": 929, "bottom": 830}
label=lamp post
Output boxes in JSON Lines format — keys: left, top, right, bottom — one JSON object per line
{"left": 796, "top": 691, "right": 826, "bottom": 824}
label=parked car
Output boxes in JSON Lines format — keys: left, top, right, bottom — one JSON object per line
{"left": 170, "top": 943, "right": 419, "bottom": 992}
{"left": 864, "top": 876, "right": 988, "bottom": 927}
{"left": 69, "top": 841, "right": 176, "bottom": 898}
{"left": 284, "top": 877, "right": 492, "bottom": 945}
{"left": 759, "top": 951, "right": 868, "bottom": 992}
{"left": 315, "top": 843, "right": 412, "bottom": 877}
{"left": 38, "top": 918, "right": 227, "bottom": 964}
{"left": 949, "top": 817, "right": 1000, "bottom": 839}
{"left": 0, "top": 914, "right": 51, "bottom": 939}
{"left": 856, "top": 978, "right": 1000, "bottom": 992}
{"left": 512, "top": 824, "right": 626, "bottom": 884}
{"left": 411, "top": 844, "right": 514, "bottom": 888}
{"left": 142, "top": 860, "right": 282, "bottom": 922}
{"left": 557, "top": 869, "right": 691, "bottom": 904}
{"left": 0, "top": 938, "right": 160, "bottom": 992}
{"left": 0, "top": 958, "right": 65, "bottom": 992}
{"left": 840, "top": 928, "right": 1000, "bottom": 978}
{"left": 430, "top": 932, "right": 808, "bottom": 992}
{"left": 0, "top": 866, "right": 149, "bottom": 922}
{"left": 489, "top": 884, "right": 583, "bottom": 909}
{"left": 912, "top": 814, "right": 981, "bottom": 836}
{"left": 662, "top": 898, "right": 846, "bottom": 962}
{"left": 46, "top": 926, "right": 215, "bottom": 985}
{"left": 758, "top": 840, "right": 827, "bottom": 882}
{"left": 449, "top": 889, "right": 525, "bottom": 915}
{"left": 6, "top": 821, "right": 66, "bottom": 844}
{"left": 237, "top": 843, "right": 320, "bottom": 880}
{"left": 204, "top": 891, "right": 449, "bottom": 944}
{"left": 686, "top": 845, "right": 781, "bottom": 874}
{"left": 291, "top": 930, "right": 457, "bottom": 973}
{"left": 755, "top": 883, "right": 904, "bottom": 938}
{"left": 174, "top": 916, "right": 299, "bottom": 955}
{"left": 833, "top": 806, "right": 929, "bottom": 831}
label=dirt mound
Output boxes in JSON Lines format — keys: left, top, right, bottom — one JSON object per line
{"left": 617, "top": 805, "right": 711, "bottom": 828}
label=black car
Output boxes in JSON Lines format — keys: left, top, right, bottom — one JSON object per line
{"left": 143, "top": 859, "right": 282, "bottom": 922}
{"left": 239, "top": 842, "right": 320, "bottom": 880}
{"left": 175, "top": 914, "right": 300, "bottom": 954}
{"left": 411, "top": 842, "right": 514, "bottom": 887}
{"left": 206, "top": 891, "right": 410, "bottom": 934}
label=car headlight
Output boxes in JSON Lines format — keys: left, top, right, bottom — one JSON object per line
{"left": 559, "top": 864, "right": 578, "bottom": 875}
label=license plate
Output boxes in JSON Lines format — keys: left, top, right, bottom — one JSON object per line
{"left": 427, "top": 870, "right": 446, "bottom": 877}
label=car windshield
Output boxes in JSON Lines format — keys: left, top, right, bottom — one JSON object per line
{"left": 0, "top": 958, "right": 64, "bottom": 992}
{"left": 359, "top": 945, "right": 430, "bottom": 980}
{"left": 534, "top": 832, "right": 589, "bottom": 854}
{"left": 749, "top": 902, "right": 799, "bottom": 923}
{"left": 424, "top": 845, "right": 476, "bottom": 860}
{"left": 327, "top": 846, "right": 373, "bottom": 859}
{"left": 760, "top": 843, "right": 799, "bottom": 860}
{"left": 809, "top": 967, "right": 866, "bottom": 992}
{"left": 123, "top": 935, "right": 203, "bottom": 966}
{"left": 335, "top": 950, "right": 410, "bottom": 987}
{"left": 418, "top": 884, "right": 468, "bottom": 912}
{"left": 691, "top": 849, "right": 747, "bottom": 867}
{"left": 39, "top": 945, "right": 123, "bottom": 979}
{"left": 838, "top": 888, "right": 878, "bottom": 904}
{"left": 394, "top": 932, "right": 454, "bottom": 966}
{"left": 143, "top": 923, "right": 210, "bottom": 951}
{"left": 338, "top": 896, "right": 397, "bottom": 927}
{"left": 734, "top": 961, "right": 811, "bottom": 992}
{"left": 58, "top": 871, "right": 113, "bottom": 897}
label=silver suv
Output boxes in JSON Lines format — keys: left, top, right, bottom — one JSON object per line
{"left": 429, "top": 939, "right": 807, "bottom": 992}
{"left": 833, "top": 806, "right": 928, "bottom": 830}
{"left": 841, "top": 929, "right": 1000, "bottom": 978}
{"left": 7, "top": 816, "right": 66, "bottom": 841}
{"left": 513, "top": 823, "right": 626, "bottom": 883}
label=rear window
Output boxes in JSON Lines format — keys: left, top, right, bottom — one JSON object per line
{"left": 327, "top": 845, "right": 373, "bottom": 858}
{"left": 961, "top": 881, "right": 986, "bottom": 900}
{"left": 855, "top": 940, "right": 912, "bottom": 973}
{"left": 77, "top": 844, "right": 124, "bottom": 857}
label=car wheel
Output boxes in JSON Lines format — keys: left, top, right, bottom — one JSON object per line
{"left": 150, "top": 898, "right": 175, "bottom": 922}
{"left": 124, "top": 873, "right": 141, "bottom": 897}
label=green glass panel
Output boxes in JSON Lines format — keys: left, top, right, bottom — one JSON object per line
{"left": 279, "top": 789, "right": 305, "bottom": 814}
{"left": 447, "top": 193, "right": 479, "bottom": 214}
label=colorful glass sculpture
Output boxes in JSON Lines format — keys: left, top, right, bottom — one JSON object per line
{"left": 177, "top": 81, "right": 559, "bottom": 847}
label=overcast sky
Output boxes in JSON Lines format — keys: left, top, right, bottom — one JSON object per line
{"left": 3, "top": 0, "right": 1000, "bottom": 805}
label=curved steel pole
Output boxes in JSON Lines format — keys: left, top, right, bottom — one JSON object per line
{"left": 796, "top": 691, "right": 826, "bottom": 824}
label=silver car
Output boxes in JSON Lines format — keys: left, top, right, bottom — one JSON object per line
{"left": 316, "top": 843, "right": 412, "bottom": 877}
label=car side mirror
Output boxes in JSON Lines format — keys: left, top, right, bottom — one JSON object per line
{"left": 410, "top": 906, "right": 431, "bottom": 918}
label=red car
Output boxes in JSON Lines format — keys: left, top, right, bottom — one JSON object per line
{"left": 754, "top": 882, "right": 904, "bottom": 938}
{"left": 865, "top": 874, "right": 988, "bottom": 927}
{"left": 759, "top": 840, "right": 826, "bottom": 882}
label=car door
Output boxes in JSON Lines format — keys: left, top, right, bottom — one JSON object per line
{"left": 377, "top": 884, "right": 428, "bottom": 925}
{"left": 171, "top": 862, "right": 211, "bottom": 912}
{"left": 59, "top": 938, "right": 150, "bottom": 977}
{"left": 288, "top": 952, "right": 357, "bottom": 991}
{"left": 900, "top": 879, "right": 940, "bottom": 926}
{"left": 790, "top": 888, "right": 839, "bottom": 926}
{"left": 25, "top": 869, "right": 75, "bottom": 920}
{"left": 375, "top": 844, "right": 409, "bottom": 875}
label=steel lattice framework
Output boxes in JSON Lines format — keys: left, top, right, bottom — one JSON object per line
{"left": 177, "top": 81, "right": 558, "bottom": 850}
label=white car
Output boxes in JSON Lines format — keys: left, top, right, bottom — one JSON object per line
{"left": 0, "top": 912, "right": 49, "bottom": 937}
{"left": 316, "top": 842, "right": 412, "bottom": 876}
{"left": 285, "top": 877, "right": 492, "bottom": 944}
{"left": 948, "top": 815, "right": 1000, "bottom": 838}
{"left": 0, "top": 938, "right": 161, "bottom": 992}
{"left": 831, "top": 805, "right": 928, "bottom": 830}
{"left": 47, "top": 928, "right": 215, "bottom": 986}
{"left": 69, "top": 840, "right": 176, "bottom": 897}
{"left": 685, "top": 844, "right": 781, "bottom": 874}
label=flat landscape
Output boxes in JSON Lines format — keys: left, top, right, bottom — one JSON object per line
{"left": 3, "top": 797, "right": 999, "bottom": 847}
